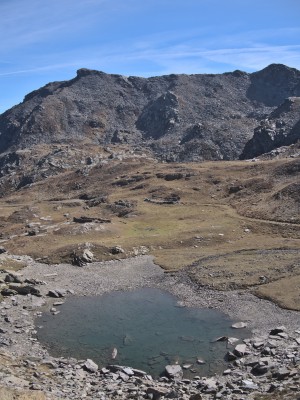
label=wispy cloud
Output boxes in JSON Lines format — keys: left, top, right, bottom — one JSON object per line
{"left": 118, "top": 27, "right": 300, "bottom": 74}
{"left": 1, "top": 0, "right": 300, "bottom": 113}
{"left": 199, "top": 45, "right": 300, "bottom": 71}
{"left": 0, "top": 62, "right": 82, "bottom": 77}
{"left": 0, "top": 0, "right": 109, "bottom": 52}
{"left": 78, "top": 42, "right": 300, "bottom": 75}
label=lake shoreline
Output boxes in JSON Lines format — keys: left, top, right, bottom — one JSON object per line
{"left": 0, "top": 255, "right": 299, "bottom": 399}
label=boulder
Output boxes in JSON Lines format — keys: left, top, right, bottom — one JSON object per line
{"left": 9, "top": 284, "right": 41, "bottom": 296}
{"left": 0, "top": 337, "right": 12, "bottom": 346}
{"left": 227, "top": 337, "right": 239, "bottom": 345}
{"left": 110, "top": 246, "right": 125, "bottom": 255}
{"left": 101, "top": 367, "right": 110, "bottom": 374}
{"left": 203, "top": 377, "right": 218, "bottom": 393}
{"left": 146, "top": 386, "right": 170, "bottom": 400}
{"left": 231, "top": 322, "right": 247, "bottom": 329}
{"left": 83, "top": 359, "right": 98, "bottom": 373}
{"left": 165, "top": 364, "right": 183, "bottom": 380}
{"left": 81, "top": 249, "right": 94, "bottom": 263}
{"left": 122, "top": 367, "right": 134, "bottom": 376}
{"left": 277, "top": 331, "right": 289, "bottom": 339}
{"left": 73, "top": 216, "right": 111, "bottom": 223}
{"left": 1, "top": 288, "right": 18, "bottom": 296}
{"left": 130, "top": 367, "right": 147, "bottom": 376}
{"left": 4, "top": 273, "right": 23, "bottom": 283}
{"left": 212, "top": 336, "right": 228, "bottom": 342}
{"left": 72, "top": 253, "right": 85, "bottom": 267}
{"left": 270, "top": 326, "right": 286, "bottom": 335}
{"left": 253, "top": 340, "right": 265, "bottom": 348}
{"left": 273, "top": 367, "right": 291, "bottom": 380}
{"left": 242, "top": 379, "right": 259, "bottom": 390}
{"left": 118, "top": 371, "right": 130, "bottom": 381}
{"left": 156, "top": 173, "right": 184, "bottom": 181}
{"left": 226, "top": 351, "right": 237, "bottom": 361}
{"left": 251, "top": 362, "right": 270, "bottom": 375}
{"left": 233, "top": 344, "right": 248, "bottom": 357}
{"left": 47, "top": 289, "right": 65, "bottom": 298}
{"left": 189, "top": 395, "right": 203, "bottom": 400}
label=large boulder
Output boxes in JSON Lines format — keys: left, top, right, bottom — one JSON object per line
{"left": 83, "top": 359, "right": 98, "bottom": 373}
{"left": 165, "top": 364, "right": 183, "bottom": 380}
{"left": 8, "top": 284, "right": 41, "bottom": 296}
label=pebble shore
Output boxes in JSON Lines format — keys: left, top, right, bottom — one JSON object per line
{"left": 0, "top": 255, "right": 299, "bottom": 399}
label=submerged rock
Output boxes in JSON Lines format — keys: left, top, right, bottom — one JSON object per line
{"left": 231, "top": 322, "right": 247, "bottom": 329}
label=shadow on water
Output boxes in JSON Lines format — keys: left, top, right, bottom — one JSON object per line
{"left": 36, "top": 287, "right": 249, "bottom": 377}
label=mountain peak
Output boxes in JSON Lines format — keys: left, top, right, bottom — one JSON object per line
{"left": 253, "top": 63, "right": 300, "bottom": 78}
{"left": 76, "top": 68, "right": 105, "bottom": 78}
{"left": 0, "top": 64, "right": 300, "bottom": 160}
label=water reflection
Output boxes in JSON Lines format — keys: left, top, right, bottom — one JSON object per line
{"left": 36, "top": 288, "right": 248, "bottom": 377}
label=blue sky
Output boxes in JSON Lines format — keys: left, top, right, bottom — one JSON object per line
{"left": 1, "top": 0, "right": 300, "bottom": 113}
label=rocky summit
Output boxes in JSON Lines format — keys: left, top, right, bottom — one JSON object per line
{"left": 0, "top": 63, "right": 299, "bottom": 161}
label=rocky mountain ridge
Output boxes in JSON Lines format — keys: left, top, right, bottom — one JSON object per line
{"left": 0, "top": 63, "right": 299, "bottom": 161}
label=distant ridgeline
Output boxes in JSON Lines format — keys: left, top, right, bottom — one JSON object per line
{"left": 0, "top": 64, "right": 299, "bottom": 161}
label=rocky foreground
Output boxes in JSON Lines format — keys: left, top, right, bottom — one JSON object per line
{"left": 0, "top": 255, "right": 299, "bottom": 399}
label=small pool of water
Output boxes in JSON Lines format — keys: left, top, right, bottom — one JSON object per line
{"left": 36, "top": 288, "right": 248, "bottom": 377}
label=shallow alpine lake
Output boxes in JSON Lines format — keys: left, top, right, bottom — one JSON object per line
{"left": 36, "top": 288, "right": 248, "bottom": 377}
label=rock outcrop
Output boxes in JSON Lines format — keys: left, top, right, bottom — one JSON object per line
{"left": 241, "top": 97, "right": 300, "bottom": 159}
{"left": 0, "top": 64, "right": 300, "bottom": 161}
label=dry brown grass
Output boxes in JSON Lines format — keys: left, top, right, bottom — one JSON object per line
{"left": 255, "top": 275, "right": 300, "bottom": 310}
{"left": 0, "top": 153, "right": 299, "bottom": 309}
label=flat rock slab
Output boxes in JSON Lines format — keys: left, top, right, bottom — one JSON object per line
{"left": 83, "top": 359, "right": 98, "bottom": 373}
{"left": 234, "top": 344, "right": 248, "bottom": 357}
{"left": 165, "top": 364, "right": 183, "bottom": 379}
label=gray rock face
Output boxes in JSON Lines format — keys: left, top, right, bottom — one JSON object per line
{"left": 0, "top": 64, "right": 300, "bottom": 162}
{"left": 241, "top": 97, "right": 300, "bottom": 159}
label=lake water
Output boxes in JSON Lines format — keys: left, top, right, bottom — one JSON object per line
{"left": 36, "top": 288, "right": 248, "bottom": 377}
